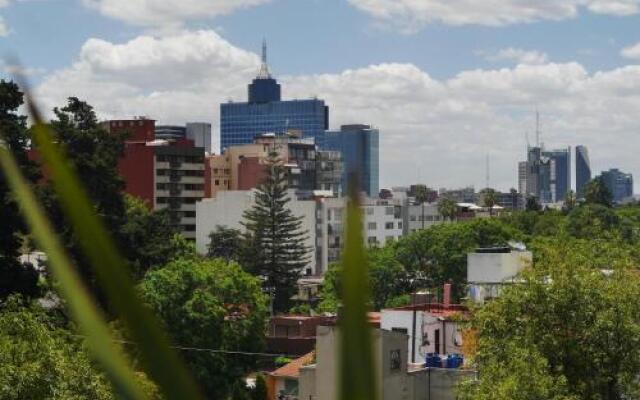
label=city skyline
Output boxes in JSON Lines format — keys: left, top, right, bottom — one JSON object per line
{"left": 1, "top": 0, "right": 639, "bottom": 192}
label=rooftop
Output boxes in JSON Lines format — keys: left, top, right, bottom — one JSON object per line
{"left": 270, "top": 352, "right": 315, "bottom": 378}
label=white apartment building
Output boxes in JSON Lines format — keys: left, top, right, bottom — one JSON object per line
{"left": 196, "top": 190, "right": 318, "bottom": 275}
{"left": 196, "top": 191, "right": 408, "bottom": 277}
{"left": 404, "top": 203, "right": 445, "bottom": 234}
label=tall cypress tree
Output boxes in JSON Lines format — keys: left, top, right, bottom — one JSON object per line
{"left": 242, "top": 151, "right": 309, "bottom": 313}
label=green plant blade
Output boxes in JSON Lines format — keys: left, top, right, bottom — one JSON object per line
{"left": 0, "top": 144, "right": 146, "bottom": 400}
{"left": 21, "top": 88, "right": 202, "bottom": 399}
{"left": 339, "top": 184, "right": 378, "bottom": 400}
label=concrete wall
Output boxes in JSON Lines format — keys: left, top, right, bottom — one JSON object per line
{"left": 410, "top": 368, "right": 476, "bottom": 400}
{"left": 467, "top": 251, "right": 532, "bottom": 283}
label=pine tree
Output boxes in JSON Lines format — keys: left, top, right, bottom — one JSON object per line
{"left": 242, "top": 151, "right": 309, "bottom": 313}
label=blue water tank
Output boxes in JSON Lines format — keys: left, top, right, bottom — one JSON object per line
{"left": 445, "top": 354, "right": 463, "bottom": 369}
{"left": 425, "top": 353, "right": 442, "bottom": 368}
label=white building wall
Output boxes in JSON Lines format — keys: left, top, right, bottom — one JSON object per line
{"left": 381, "top": 309, "right": 464, "bottom": 363}
{"left": 467, "top": 251, "right": 532, "bottom": 283}
{"left": 363, "top": 202, "right": 403, "bottom": 247}
{"left": 196, "top": 190, "right": 318, "bottom": 275}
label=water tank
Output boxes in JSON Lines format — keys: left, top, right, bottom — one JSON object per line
{"left": 445, "top": 354, "right": 463, "bottom": 369}
{"left": 425, "top": 353, "right": 442, "bottom": 368}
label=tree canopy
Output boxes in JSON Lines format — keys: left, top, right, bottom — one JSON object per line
{"left": 459, "top": 244, "right": 640, "bottom": 400}
{"left": 139, "top": 258, "right": 268, "bottom": 398}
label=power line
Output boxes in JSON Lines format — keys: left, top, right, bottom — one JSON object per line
{"left": 71, "top": 335, "right": 305, "bottom": 358}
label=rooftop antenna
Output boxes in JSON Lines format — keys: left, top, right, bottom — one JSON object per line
{"left": 257, "top": 37, "right": 271, "bottom": 79}
{"left": 535, "top": 108, "right": 541, "bottom": 148}
{"left": 485, "top": 153, "right": 490, "bottom": 189}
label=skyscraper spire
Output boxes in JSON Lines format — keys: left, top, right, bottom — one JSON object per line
{"left": 258, "top": 38, "right": 271, "bottom": 79}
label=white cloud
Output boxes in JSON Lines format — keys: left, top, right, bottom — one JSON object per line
{"left": 0, "top": 16, "right": 8, "bottom": 37}
{"left": 82, "top": 0, "right": 270, "bottom": 28}
{"left": 621, "top": 42, "right": 640, "bottom": 60}
{"left": 36, "top": 30, "right": 640, "bottom": 192}
{"left": 347, "top": 0, "right": 640, "bottom": 31}
{"left": 481, "top": 48, "right": 549, "bottom": 65}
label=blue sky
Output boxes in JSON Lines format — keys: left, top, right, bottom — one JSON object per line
{"left": 1, "top": 0, "right": 639, "bottom": 192}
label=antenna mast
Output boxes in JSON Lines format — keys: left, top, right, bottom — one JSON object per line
{"left": 486, "top": 153, "right": 490, "bottom": 189}
{"left": 258, "top": 38, "right": 271, "bottom": 78}
{"left": 535, "top": 109, "right": 540, "bottom": 148}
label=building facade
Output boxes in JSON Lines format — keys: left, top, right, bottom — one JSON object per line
{"left": 103, "top": 118, "right": 205, "bottom": 239}
{"left": 320, "top": 124, "right": 380, "bottom": 197}
{"left": 599, "top": 168, "right": 634, "bottom": 203}
{"left": 520, "top": 146, "right": 571, "bottom": 204}
{"left": 205, "top": 134, "right": 343, "bottom": 199}
{"left": 220, "top": 42, "right": 329, "bottom": 150}
{"left": 575, "top": 145, "right": 591, "bottom": 199}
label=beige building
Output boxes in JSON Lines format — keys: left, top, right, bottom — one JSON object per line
{"left": 293, "top": 325, "right": 475, "bottom": 400}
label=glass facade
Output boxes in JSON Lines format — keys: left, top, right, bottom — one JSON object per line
{"left": 543, "top": 147, "right": 571, "bottom": 202}
{"left": 220, "top": 99, "right": 329, "bottom": 150}
{"left": 319, "top": 124, "right": 379, "bottom": 197}
{"left": 600, "top": 168, "right": 634, "bottom": 203}
{"left": 575, "top": 145, "right": 591, "bottom": 199}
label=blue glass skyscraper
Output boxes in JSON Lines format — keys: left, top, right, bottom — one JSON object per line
{"left": 319, "top": 124, "right": 379, "bottom": 197}
{"left": 575, "top": 145, "right": 591, "bottom": 199}
{"left": 220, "top": 41, "right": 329, "bottom": 150}
{"left": 599, "top": 168, "right": 634, "bottom": 203}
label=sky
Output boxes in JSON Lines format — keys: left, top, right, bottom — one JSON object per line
{"left": 1, "top": 0, "right": 639, "bottom": 193}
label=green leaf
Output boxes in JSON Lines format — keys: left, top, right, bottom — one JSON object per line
{"left": 19, "top": 87, "right": 202, "bottom": 399}
{"left": 0, "top": 144, "right": 145, "bottom": 399}
{"left": 339, "top": 182, "right": 378, "bottom": 400}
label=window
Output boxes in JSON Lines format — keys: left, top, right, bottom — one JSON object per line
{"left": 385, "top": 207, "right": 394, "bottom": 215}
{"left": 385, "top": 222, "right": 394, "bottom": 230}
{"left": 386, "top": 236, "right": 396, "bottom": 243}
{"left": 398, "top": 222, "right": 403, "bottom": 229}
{"left": 366, "top": 207, "right": 374, "bottom": 215}
{"left": 410, "top": 215, "right": 416, "bottom": 221}
{"left": 213, "top": 168, "right": 219, "bottom": 174}
{"left": 215, "top": 180, "right": 219, "bottom": 186}
{"left": 367, "top": 222, "right": 377, "bottom": 230}
{"left": 367, "top": 236, "right": 378, "bottom": 245}
{"left": 391, "top": 327, "right": 408, "bottom": 334}
{"left": 156, "top": 183, "right": 166, "bottom": 190}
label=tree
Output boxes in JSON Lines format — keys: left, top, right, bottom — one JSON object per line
{"left": 566, "top": 204, "right": 620, "bottom": 239}
{"left": 481, "top": 188, "right": 498, "bottom": 216}
{"left": 394, "top": 218, "right": 521, "bottom": 300}
{"left": 526, "top": 195, "right": 542, "bottom": 211}
{"left": 139, "top": 258, "right": 267, "bottom": 398}
{"left": 207, "top": 225, "right": 244, "bottom": 263}
{"left": 584, "top": 177, "right": 613, "bottom": 207}
{"left": 119, "top": 195, "right": 180, "bottom": 279}
{"left": 242, "top": 152, "right": 310, "bottom": 313}
{"left": 0, "top": 80, "right": 41, "bottom": 301}
{"left": 251, "top": 374, "right": 268, "bottom": 400}
{"left": 437, "top": 197, "right": 458, "bottom": 222}
{"left": 459, "top": 244, "right": 640, "bottom": 400}
{"left": 563, "top": 189, "right": 577, "bottom": 212}
{"left": 37, "top": 97, "right": 129, "bottom": 296}
{"left": 0, "top": 296, "right": 115, "bottom": 399}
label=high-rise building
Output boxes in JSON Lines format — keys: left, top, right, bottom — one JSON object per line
{"left": 220, "top": 41, "right": 329, "bottom": 150}
{"left": 520, "top": 146, "right": 571, "bottom": 203}
{"left": 186, "top": 123, "right": 212, "bottom": 155}
{"left": 319, "top": 124, "right": 379, "bottom": 197}
{"left": 599, "top": 168, "right": 634, "bottom": 203}
{"left": 518, "top": 161, "right": 528, "bottom": 195}
{"left": 103, "top": 118, "right": 205, "bottom": 240}
{"left": 543, "top": 147, "right": 571, "bottom": 202}
{"left": 205, "top": 133, "right": 343, "bottom": 198}
{"left": 575, "top": 145, "right": 591, "bottom": 199}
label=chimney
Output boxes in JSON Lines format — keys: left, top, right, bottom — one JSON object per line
{"left": 443, "top": 284, "right": 452, "bottom": 307}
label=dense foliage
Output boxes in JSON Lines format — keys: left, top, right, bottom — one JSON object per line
{"left": 139, "top": 258, "right": 268, "bottom": 399}
{"left": 0, "top": 296, "right": 114, "bottom": 400}
{"left": 242, "top": 151, "right": 310, "bottom": 313}
{"left": 0, "top": 80, "right": 41, "bottom": 300}
{"left": 459, "top": 244, "right": 640, "bottom": 400}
